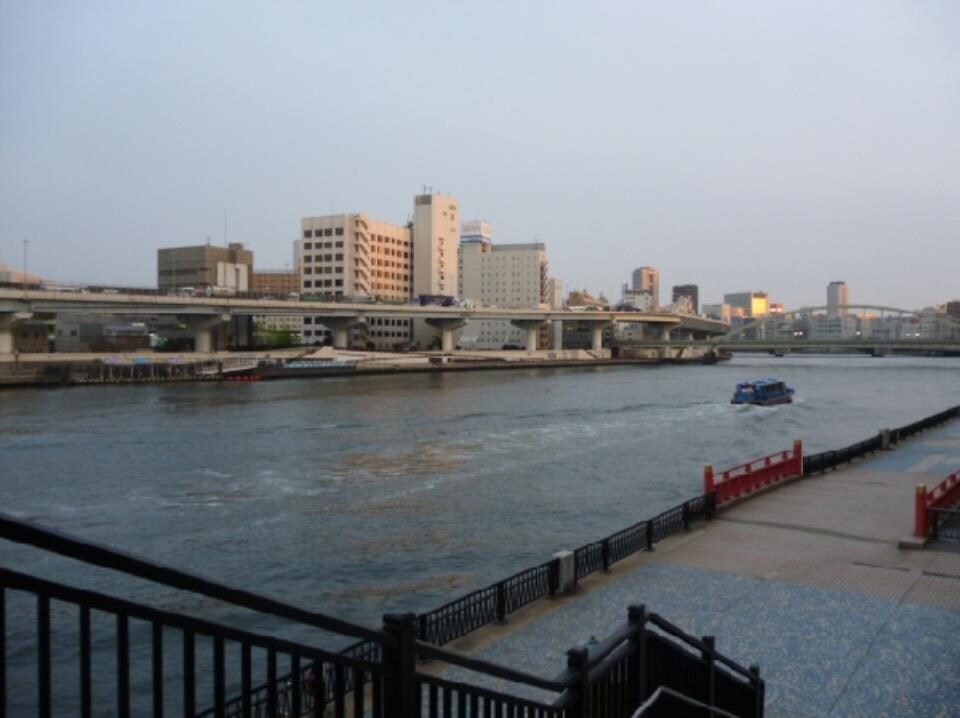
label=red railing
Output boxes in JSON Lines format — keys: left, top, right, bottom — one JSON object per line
{"left": 914, "top": 470, "right": 960, "bottom": 537}
{"left": 705, "top": 441, "right": 803, "bottom": 506}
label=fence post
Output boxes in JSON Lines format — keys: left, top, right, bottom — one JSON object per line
{"left": 793, "top": 439, "right": 803, "bottom": 474}
{"left": 702, "top": 635, "right": 716, "bottom": 708}
{"left": 705, "top": 490, "right": 716, "bottom": 519}
{"left": 682, "top": 501, "right": 690, "bottom": 531}
{"left": 914, "top": 485, "right": 928, "bottom": 538}
{"left": 382, "top": 612, "right": 418, "bottom": 718}
{"left": 496, "top": 582, "right": 506, "bottom": 624}
{"left": 628, "top": 605, "right": 648, "bottom": 706}
{"left": 750, "top": 664, "right": 764, "bottom": 718}
{"left": 645, "top": 520, "right": 654, "bottom": 551}
{"left": 565, "top": 646, "right": 590, "bottom": 718}
{"left": 548, "top": 557, "right": 560, "bottom": 596}
{"left": 601, "top": 538, "right": 611, "bottom": 571}
{"left": 704, "top": 464, "right": 714, "bottom": 494}
{"left": 417, "top": 613, "right": 428, "bottom": 642}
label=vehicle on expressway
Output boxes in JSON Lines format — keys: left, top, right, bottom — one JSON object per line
{"left": 731, "top": 378, "right": 795, "bottom": 406}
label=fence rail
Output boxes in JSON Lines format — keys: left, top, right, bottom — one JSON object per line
{"left": 707, "top": 443, "right": 803, "bottom": 506}
{"left": 803, "top": 405, "right": 960, "bottom": 475}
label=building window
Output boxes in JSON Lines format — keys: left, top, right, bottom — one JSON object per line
{"left": 335, "top": 241, "right": 344, "bottom": 248}
{"left": 335, "top": 227, "right": 344, "bottom": 236}
{"left": 304, "top": 242, "right": 312, "bottom": 249}
{"left": 335, "top": 279, "right": 343, "bottom": 287}
{"left": 303, "top": 230, "right": 311, "bottom": 238}
{"left": 324, "top": 228, "right": 333, "bottom": 237}
{"left": 304, "top": 280, "right": 313, "bottom": 288}
{"left": 335, "top": 254, "right": 343, "bottom": 261}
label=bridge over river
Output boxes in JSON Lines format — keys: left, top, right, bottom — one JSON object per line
{"left": 622, "top": 304, "right": 960, "bottom": 356}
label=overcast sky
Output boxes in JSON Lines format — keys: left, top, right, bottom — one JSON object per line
{"left": 1, "top": 1, "right": 957, "bottom": 309}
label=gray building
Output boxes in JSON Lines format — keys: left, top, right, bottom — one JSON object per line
{"left": 157, "top": 243, "right": 253, "bottom": 294}
{"left": 671, "top": 284, "right": 699, "bottom": 314}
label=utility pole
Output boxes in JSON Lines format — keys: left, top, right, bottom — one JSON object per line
{"left": 22, "top": 239, "right": 29, "bottom": 293}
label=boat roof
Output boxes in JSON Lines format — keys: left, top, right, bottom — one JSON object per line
{"left": 737, "top": 378, "right": 787, "bottom": 387}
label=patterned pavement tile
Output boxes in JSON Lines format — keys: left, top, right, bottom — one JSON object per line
{"left": 442, "top": 563, "right": 960, "bottom": 718}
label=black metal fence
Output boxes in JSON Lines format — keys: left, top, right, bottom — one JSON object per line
{"left": 1, "top": 513, "right": 761, "bottom": 718}
{"left": 803, "top": 405, "right": 960, "bottom": 475}
{"left": 231, "top": 492, "right": 717, "bottom": 717}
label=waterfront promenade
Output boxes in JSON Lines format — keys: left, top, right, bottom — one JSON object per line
{"left": 444, "top": 421, "right": 960, "bottom": 717}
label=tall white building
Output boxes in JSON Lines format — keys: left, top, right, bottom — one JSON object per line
{"left": 827, "top": 281, "right": 849, "bottom": 317}
{"left": 413, "top": 193, "right": 459, "bottom": 299}
{"left": 458, "top": 223, "right": 550, "bottom": 349}
{"left": 631, "top": 267, "right": 660, "bottom": 309}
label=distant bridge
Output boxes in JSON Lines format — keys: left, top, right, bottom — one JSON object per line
{"left": 723, "top": 304, "right": 926, "bottom": 340}
{"left": 622, "top": 338, "right": 960, "bottom": 355}
{"left": 621, "top": 304, "right": 960, "bottom": 355}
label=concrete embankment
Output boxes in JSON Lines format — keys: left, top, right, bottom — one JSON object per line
{"left": 0, "top": 346, "right": 725, "bottom": 388}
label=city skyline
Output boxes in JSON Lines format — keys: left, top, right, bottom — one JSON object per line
{"left": 2, "top": 2, "right": 958, "bottom": 310}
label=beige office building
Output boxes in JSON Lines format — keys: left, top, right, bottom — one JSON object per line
{"left": 297, "top": 213, "right": 413, "bottom": 348}
{"left": 458, "top": 224, "right": 549, "bottom": 349}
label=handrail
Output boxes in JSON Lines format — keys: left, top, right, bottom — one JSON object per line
{"left": 648, "top": 613, "right": 758, "bottom": 681}
{"left": 0, "top": 567, "right": 385, "bottom": 673}
{"left": 414, "top": 640, "right": 566, "bottom": 693}
{"left": 0, "top": 512, "right": 392, "bottom": 646}
{"left": 634, "top": 685, "right": 741, "bottom": 718}
{"left": 585, "top": 619, "right": 641, "bottom": 668}
{"left": 716, "top": 447, "right": 796, "bottom": 479}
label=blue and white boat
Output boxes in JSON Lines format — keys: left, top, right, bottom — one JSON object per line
{"left": 731, "top": 378, "right": 795, "bottom": 406}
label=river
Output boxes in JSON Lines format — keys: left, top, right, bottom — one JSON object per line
{"left": 1, "top": 356, "right": 959, "bottom": 711}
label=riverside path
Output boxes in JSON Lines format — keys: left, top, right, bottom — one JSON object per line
{"left": 442, "top": 421, "right": 960, "bottom": 717}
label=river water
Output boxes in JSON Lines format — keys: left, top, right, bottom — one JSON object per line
{"left": 1, "top": 356, "right": 959, "bottom": 709}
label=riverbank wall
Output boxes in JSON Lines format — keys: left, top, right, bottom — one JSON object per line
{"left": 0, "top": 346, "right": 726, "bottom": 388}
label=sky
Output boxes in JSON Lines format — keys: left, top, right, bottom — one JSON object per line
{"left": 1, "top": 1, "right": 958, "bottom": 309}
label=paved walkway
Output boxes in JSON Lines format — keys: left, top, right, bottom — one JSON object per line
{"left": 444, "top": 421, "right": 960, "bottom": 717}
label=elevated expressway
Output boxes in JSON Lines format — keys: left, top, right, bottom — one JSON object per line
{"left": 0, "top": 289, "right": 729, "bottom": 354}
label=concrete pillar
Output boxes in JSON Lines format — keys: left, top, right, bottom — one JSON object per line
{"left": 426, "top": 317, "right": 466, "bottom": 353}
{"left": 0, "top": 312, "right": 33, "bottom": 354}
{"left": 511, "top": 320, "right": 547, "bottom": 352}
{"left": 553, "top": 550, "right": 576, "bottom": 594}
{"left": 525, "top": 326, "right": 538, "bottom": 352}
{"left": 657, "top": 324, "right": 675, "bottom": 359}
{"left": 591, "top": 324, "right": 603, "bottom": 352}
{"left": 441, "top": 325, "right": 456, "bottom": 353}
{"left": 318, "top": 316, "right": 361, "bottom": 349}
{"left": 188, "top": 314, "right": 229, "bottom": 353}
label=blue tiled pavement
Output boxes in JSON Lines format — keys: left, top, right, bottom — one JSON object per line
{"left": 445, "top": 563, "right": 960, "bottom": 717}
